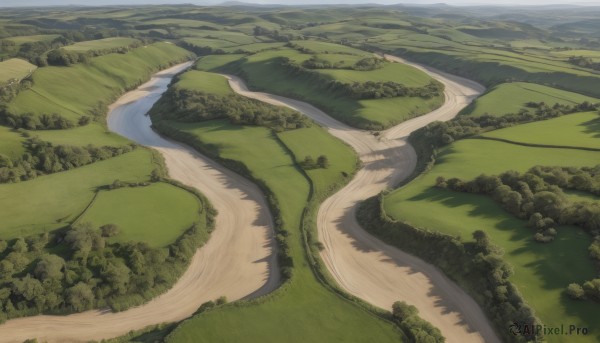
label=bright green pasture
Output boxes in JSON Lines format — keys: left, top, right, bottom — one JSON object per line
{"left": 203, "top": 46, "right": 442, "bottom": 129}
{"left": 0, "top": 149, "right": 154, "bottom": 239}
{"left": 384, "top": 139, "right": 600, "bottom": 342}
{"left": 482, "top": 111, "right": 600, "bottom": 149}
{"left": 30, "top": 123, "right": 130, "bottom": 147}
{"left": 163, "top": 119, "right": 402, "bottom": 342}
{"left": 9, "top": 42, "right": 193, "bottom": 121}
{"left": 320, "top": 60, "right": 434, "bottom": 87}
{"left": 78, "top": 182, "right": 201, "bottom": 247}
{"left": 462, "top": 82, "right": 598, "bottom": 117}
{"left": 194, "top": 54, "right": 246, "bottom": 71}
{"left": 0, "top": 125, "right": 25, "bottom": 158}
{"left": 173, "top": 70, "right": 232, "bottom": 96}
{"left": 0, "top": 58, "right": 37, "bottom": 83}
{"left": 63, "top": 37, "right": 139, "bottom": 52}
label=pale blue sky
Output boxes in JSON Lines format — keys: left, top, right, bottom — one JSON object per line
{"left": 1, "top": 0, "right": 599, "bottom": 6}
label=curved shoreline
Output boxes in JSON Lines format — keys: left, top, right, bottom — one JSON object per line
{"left": 223, "top": 56, "right": 500, "bottom": 343}
{"left": 0, "top": 62, "right": 280, "bottom": 343}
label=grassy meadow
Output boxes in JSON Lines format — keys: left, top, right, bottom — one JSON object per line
{"left": 8, "top": 42, "right": 194, "bottom": 121}
{"left": 0, "top": 149, "right": 154, "bottom": 239}
{"left": 0, "top": 126, "right": 25, "bottom": 158}
{"left": 461, "top": 82, "right": 598, "bottom": 117}
{"left": 384, "top": 119, "right": 600, "bottom": 342}
{"left": 77, "top": 182, "right": 202, "bottom": 247}
{"left": 481, "top": 111, "right": 600, "bottom": 149}
{"left": 0, "top": 58, "right": 37, "bottom": 83}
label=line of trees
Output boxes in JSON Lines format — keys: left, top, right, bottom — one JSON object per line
{"left": 149, "top": 88, "right": 312, "bottom": 131}
{"left": 333, "top": 80, "right": 443, "bottom": 100}
{"left": 392, "top": 301, "right": 445, "bottom": 343}
{"left": 0, "top": 136, "right": 135, "bottom": 183}
{"left": 279, "top": 57, "right": 444, "bottom": 100}
{"left": 301, "top": 55, "right": 386, "bottom": 71}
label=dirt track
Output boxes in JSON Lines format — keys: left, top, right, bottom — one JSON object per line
{"left": 223, "top": 55, "right": 501, "bottom": 343}
{"left": 0, "top": 63, "right": 279, "bottom": 343}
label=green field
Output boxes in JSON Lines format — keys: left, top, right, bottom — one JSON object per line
{"left": 552, "top": 49, "right": 600, "bottom": 62}
{"left": 4, "top": 34, "right": 60, "bottom": 45}
{"left": 0, "top": 126, "right": 25, "bottom": 158}
{"left": 9, "top": 42, "right": 194, "bottom": 121}
{"left": 0, "top": 149, "right": 154, "bottom": 239}
{"left": 78, "top": 182, "right": 201, "bottom": 247}
{"left": 161, "top": 119, "right": 401, "bottom": 342}
{"left": 461, "top": 82, "right": 598, "bottom": 116}
{"left": 384, "top": 138, "right": 600, "bottom": 342}
{"left": 196, "top": 45, "right": 443, "bottom": 129}
{"left": 63, "top": 37, "right": 140, "bottom": 52}
{"left": 481, "top": 111, "right": 600, "bottom": 149}
{"left": 0, "top": 58, "right": 37, "bottom": 83}
{"left": 174, "top": 70, "right": 232, "bottom": 96}
{"left": 278, "top": 126, "right": 358, "bottom": 195}
{"left": 28, "top": 123, "right": 130, "bottom": 147}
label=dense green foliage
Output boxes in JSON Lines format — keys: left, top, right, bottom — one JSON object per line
{"left": 150, "top": 88, "right": 311, "bottom": 131}
{"left": 0, "top": 136, "right": 134, "bottom": 183}
{"left": 461, "top": 82, "right": 599, "bottom": 117}
{"left": 0, "top": 178, "right": 214, "bottom": 322}
{"left": 358, "top": 195, "right": 540, "bottom": 343}
{"left": 392, "top": 301, "right": 445, "bottom": 343}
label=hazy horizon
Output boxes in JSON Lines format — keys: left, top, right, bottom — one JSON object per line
{"left": 2, "top": 0, "right": 600, "bottom": 7}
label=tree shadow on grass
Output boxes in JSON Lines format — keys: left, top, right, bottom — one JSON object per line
{"left": 579, "top": 115, "right": 600, "bottom": 139}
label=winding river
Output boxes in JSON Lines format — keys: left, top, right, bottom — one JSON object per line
{"left": 1, "top": 57, "right": 498, "bottom": 343}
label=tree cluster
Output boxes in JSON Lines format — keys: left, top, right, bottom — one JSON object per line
{"left": 0, "top": 214, "right": 212, "bottom": 322}
{"left": 568, "top": 56, "right": 600, "bottom": 71}
{"left": 436, "top": 165, "right": 600, "bottom": 237}
{"left": 392, "top": 301, "right": 445, "bottom": 343}
{"left": 0, "top": 136, "right": 134, "bottom": 183}
{"left": 300, "top": 155, "right": 329, "bottom": 169}
{"left": 150, "top": 88, "right": 311, "bottom": 131}
{"left": 333, "top": 80, "right": 443, "bottom": 100}
{"left": 0, "top": 108, "right": 77, "bottom": 130}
